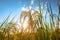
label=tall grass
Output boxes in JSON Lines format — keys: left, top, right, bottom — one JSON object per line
{"left": 0, "top": 0, "right": 60, "bottom": 40}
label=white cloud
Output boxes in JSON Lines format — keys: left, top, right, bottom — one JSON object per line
{"left": 31, "top": 0, "right": 34, "bottom": 5}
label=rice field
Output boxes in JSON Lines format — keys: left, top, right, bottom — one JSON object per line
{"left": 0, "top": 0, "right": 60, "bottom": 40}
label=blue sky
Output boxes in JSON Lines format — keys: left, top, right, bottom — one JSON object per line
{"left": 0, "top": 0, "right": 59, "bottom": 22}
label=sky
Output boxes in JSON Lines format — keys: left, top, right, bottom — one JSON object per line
{"left": 0, "top": 0, "right": 59, "bottom": 23}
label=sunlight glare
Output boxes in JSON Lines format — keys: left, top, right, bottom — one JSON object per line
{"left": 23, "top": 21, "right": 28, "bottom": 30}
{"left": 23, "top": 17, "right": 29, "bottom": 30}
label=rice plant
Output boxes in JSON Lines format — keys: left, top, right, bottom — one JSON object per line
{"left": 0, "top": 0, "right": 60, "bottom": 40}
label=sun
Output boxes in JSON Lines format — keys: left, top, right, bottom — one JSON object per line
{"left": 24, "top": 17, "right": 29, "bottom": 29}
{"left": 23, "top": 21, "right": 28, "bottom": 30}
